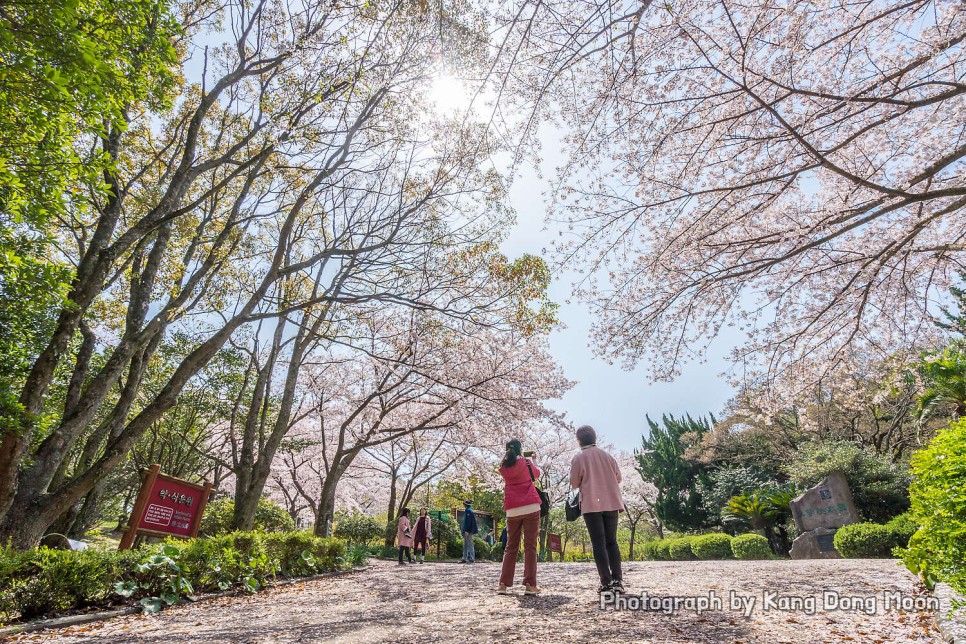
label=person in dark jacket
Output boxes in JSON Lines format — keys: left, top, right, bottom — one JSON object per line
{"left": 500, "top": 525, "right": 508, "bottom": 549}
{"left": 461, "top": 500, "right": 478, "bottom": 563}
{"left": 412, "top": 507, "right": 432, "bottom": 563}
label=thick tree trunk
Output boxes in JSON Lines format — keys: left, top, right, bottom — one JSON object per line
{"left": 383, "top": 470, "right": 398, "bottom": 548}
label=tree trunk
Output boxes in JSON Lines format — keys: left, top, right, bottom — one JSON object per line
{"left": 628, "top": 523, "right": 637, "bottom": 561}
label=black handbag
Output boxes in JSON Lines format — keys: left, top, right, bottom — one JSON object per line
{"left": 525, "top": 459, "right": 551, "bottom": 517}
{"left": 565, "top": 489, "right": 581, "bottom": 522}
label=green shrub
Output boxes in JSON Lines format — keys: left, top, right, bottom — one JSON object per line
{"left": 786, "top": 440, "right": 911, "bottom": 523}
{"left": 731, "top": 534, "right": 771, "bottom": 560}
{"left": 899, "top": 420, "right": 966, "bottom": 592}
{"left": 0, "top": 548, "right": 146, "bottom": 621}
{"left": 445, "top": 538, "right": 464, "bottom": 559}
{"left": 472, "top": 537, "right": 491, "bottom": 560}
{"left": 833, "top": 523, "right": 895, "bottom": 558}
{"left": 885, "top": 513, "right": 917, "bottom": 549}
{"left": 199, "top": 497, "right": 295, "bottom": 536}
{"left": 690, "top": 534, "right": 734, "bottom": 560}
{"left": 667, "top": 537, "right": 695, "bottom": 560}
{"left": 0, "top": 530, "right": 346, "bottom": 624}
{"left": 333, "top": 513, "right": 383, "bottom": 545}
{"left": 641, "top": 540, "right": 661, "bottom": 561}
{"left": 653, "top": 539, "right": 672, "bottom": 561}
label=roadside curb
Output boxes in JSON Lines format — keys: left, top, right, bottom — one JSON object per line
{"left": 0, "top": 565, "right": 371, "bottom": 638}
{"left": 934, "top": 583, "right": 966, "bottom": 643}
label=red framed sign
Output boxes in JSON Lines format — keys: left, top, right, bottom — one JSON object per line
{"left": 547, "top": 532, "right": 562, "bottom": 553}
{"left": 119, "top": 464, "right": 212, "bottom": 550}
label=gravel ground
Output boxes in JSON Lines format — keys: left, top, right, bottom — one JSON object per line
{"left": 6, "top": 559, "right": 939, "bottom": 643}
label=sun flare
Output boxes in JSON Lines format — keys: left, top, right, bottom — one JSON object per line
{"left": 427, "top": 74, "right": 474, "bottom": 114}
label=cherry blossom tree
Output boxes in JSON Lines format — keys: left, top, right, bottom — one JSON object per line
{"left": 0, "top": 0, "right": 554, "bottom": 548}
{"left": 535, "top": 0, "right": 964, "bottom": 396}
{"left": 265, "top": 309, "right": 569, "bottom": 537}
{"left": 618, "top": 453, "right": 660, "bottom": 553}
{"left": 356, "top": 428, "right": 468, "bottom": 546}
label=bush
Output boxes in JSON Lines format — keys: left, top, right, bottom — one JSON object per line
{"left": 472, "top": 537, "right": 491, "bottom": 560}
{"left": 690, "top": 534, "right": 734, "bottom": 560}
{"left": 333, "top": 513, "right": 383, "bottom": 545}
{"left": 0, "top": 530, "right": 347, "bottom": 624}
{"left": 445, "top": 539, "right": 464, "bottom": 559}
{"left": 641, "top": 540, "right": 661, "bottom": 561}
{"left": 899, "top": 420, "right": 966, "bottom": 592}
{"left": 833, "top": 523, "right": 895, "bottom": 558}
{"left": 667, "top": 537, "right": 695, "bottom": 560}
{"left": 0, "top": 548, "right": 145, "bottom": 621}
{"left": 731, "top": 534, "right": 771, "bottom": 560}
{"left": 885, "top": 512, "right": 917, "bottom": 548}
{"left": 653, "top": 539, "right": 672, "bottom": 561}
{"left": 786, "top": 440, "right": 911, "bottom": 523}
{"left": 200, "top": 497, "right": 295, "bottom": 536}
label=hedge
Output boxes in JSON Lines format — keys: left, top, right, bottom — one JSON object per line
{"left": 833, "top": 515, "right": 917, "bottom": 558}
{"left": 0, "top": 531, "right": 350, "bottom": 624}
{"left": 731, "top": 534, "right": 771, "bottom": 560}
{"left": 690, "top": 534, "right": 734, "bottom": 560}
{"left": 833, "top": 523, "right": 895, "bottom": 558}
{"left": 898, "top": 420, "right": 966, "bottom": 593}
{"left": 641, "top": 535, "right": 734, "bottom": 561}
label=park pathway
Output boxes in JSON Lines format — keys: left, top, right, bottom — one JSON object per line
{"left": 7, "top": 559, "right": 938, "bottom": 643}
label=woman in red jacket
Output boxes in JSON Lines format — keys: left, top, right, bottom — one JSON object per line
{"left": 497, "top": 438, "right": 542, "bottom": 595}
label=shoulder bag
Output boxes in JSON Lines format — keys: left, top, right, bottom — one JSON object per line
{"left": 525, "top": 458, "right": 551, "bottom": 517}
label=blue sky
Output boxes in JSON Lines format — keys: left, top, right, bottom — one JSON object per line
{"left": 497, "top": 139, "right": 738, "bottom": 452}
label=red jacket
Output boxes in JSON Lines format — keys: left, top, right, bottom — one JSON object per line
{"left": 500, "top": 457, "right": 542, "bottom": 510}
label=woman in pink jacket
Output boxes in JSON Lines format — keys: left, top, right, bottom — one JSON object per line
{"left": 497, "top": 438, "right": 542, "bottom": 595}
{"left": 570, "top": 425, "right": 624, "bottom": 594}
{"left": 396, "top": 507, "right": 414, "bottom": 565}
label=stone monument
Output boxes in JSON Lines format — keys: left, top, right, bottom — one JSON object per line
{"left": 789, "top": 471, "right": 858, "bottom": 559}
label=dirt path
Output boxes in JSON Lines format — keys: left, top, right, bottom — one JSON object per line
{"left": 8, "top": 559, "right": 938, "bottom": 643}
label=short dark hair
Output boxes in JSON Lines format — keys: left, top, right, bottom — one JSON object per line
{"left": 576, "top": 425, "right": 597, "bottom": 446}
{"left": 400, "top": 507, "right": 410, "bottom": 517}
{"left": 463, "top": 499, "right": 472, "bottom": 507}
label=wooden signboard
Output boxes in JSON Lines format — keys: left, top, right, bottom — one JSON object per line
{"left": 118, "top": 464, "right": 212, "bottom": 550}
{"left": 547, "top": 532, "right": 562, "bottom": 553}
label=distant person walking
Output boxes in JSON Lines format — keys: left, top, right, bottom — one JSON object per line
{"left": 461, "top": 500, "right": 478, "bottom": 563}
{"left": 413, "top": 507, "right": 432, "bottom": 563}
{"left": 396, "top": 507, "right": 415, "bottom": 565}
{"left": 570, "top": 425, "right": 624, "bottom": 594}
{"left": 497, "top": 439, "right": 542, "bottom": 595}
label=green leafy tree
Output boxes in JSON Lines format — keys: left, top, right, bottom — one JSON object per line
{"left": 0, "top": 0, "right": 178, "bottom": 434}
{"left": 636, "top": 415, "right": 713, "bottom": 532}
{"left": 917, "top": 344, "right": 966, "bottom": 421}
{"left": 899, "top": 418, "right": 966, "bottom": 592}
{"left": 786, "top": 440, "right": 911, "bottom": 523}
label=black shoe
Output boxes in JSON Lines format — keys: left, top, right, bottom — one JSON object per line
{"left": 597, "top": 584, "right": 611, "bottom": 594}
{"left": 610, "top": 580, "right": 625, "bottom": 594}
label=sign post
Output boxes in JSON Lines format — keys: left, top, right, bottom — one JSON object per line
{"left": 547, "top": 533, "right": 562, "bottom": 561}
{"left": 119, "top": 464, "right": 212, "bottom": 550}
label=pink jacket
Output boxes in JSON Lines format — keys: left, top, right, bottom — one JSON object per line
{"left": 396, "top": 515, "right": 414, "bottom": 547}
{"left": 500, "top": 456, "right": 542, "bottom": 510}
{"left": 570, "top": 445, "right": 624, "bottom": 513}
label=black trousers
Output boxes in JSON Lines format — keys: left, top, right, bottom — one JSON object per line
{"left": 413, "top": 539, "right": 427, "bottom": 556}
{"left": 583, "top": 510, "right": 621, "bottom": 586}
{"left": 398, "top": 546, "right": 413, "bottom": 563}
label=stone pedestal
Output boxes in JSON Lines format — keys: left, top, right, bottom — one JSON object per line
{"left": 790, "top": 526, "right": 841, "bottom": 560}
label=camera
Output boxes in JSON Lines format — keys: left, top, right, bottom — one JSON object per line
{"left": 522, "top": 450, "right": 535, "bottom": 457}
